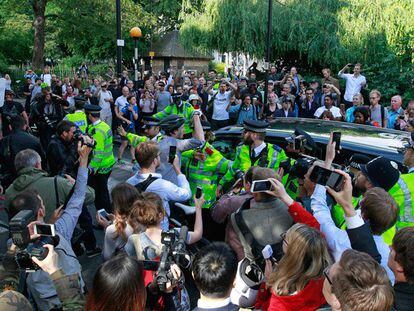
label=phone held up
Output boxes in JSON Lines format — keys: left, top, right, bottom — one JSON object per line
{"left": 34, "top": 224, "right": 56, "bottom": 237}
{"left": 97, "top": 208, "right": 111, "bottom": 221}
{"left": 195, "top": 186, "right": 202, "bottom": 199}
{"left": 168, "top": 146, "right": 177, "bottom": 164}
{"left": 310, "top": 166, "right": 344, "bottom": 192}
{"left": 332, "top": 132, "right": 341, "bottom": 151}
{"left": 251, "top": 180, "right": 272, "bottom": 193}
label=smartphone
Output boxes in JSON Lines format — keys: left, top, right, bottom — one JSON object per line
{"left": 262, "top": 244, "right": 273, "bottom": 260}
{"left": 98, "top": 209, "right": 110, "bottom": 221}
{"left": 310, "top": 166, "right": 344, "bottom": 192}
{"left": 251, "top": 180, "right": 272, "bottom": 193}
{"left": 195, "top": 186, "right": 202, "bottom": 199}
{"left": 168, "top": 145, "right": 177, "bottom": 164}
{"left": 139, "top": 260, "right": 160, "bottom": 271}
{"left": 34, "top": 224, "right": 56, "bottom": 236}
{"left": 332, "top": 132, "right": 341, "bottom": 151}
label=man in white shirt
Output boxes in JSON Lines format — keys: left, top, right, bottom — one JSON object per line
{"left": 41, "top": 66, "right": 52, "bottom": 86}
{"left": 338, "top": 63, "right": 366, "bottom": 108}
{"left": 314, "top": 94, "right": 342, "bottom": 120}
{"left": 98, "top": 81, "right": 113, "bottom": 126}
{"left": 209, "top": 80, "right": 237, "bottom": 130}
{"left": 126, "top": 141, "right": 192, "bottom": 231}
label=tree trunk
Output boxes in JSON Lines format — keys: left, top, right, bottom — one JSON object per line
{"left": 32, "top": 0, "right": 47, "bottom": 70}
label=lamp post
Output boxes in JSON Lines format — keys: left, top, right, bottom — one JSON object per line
{"left": 116, "top": 0, "right": 122, "bottom": 76}
{"left": 263, "top": 0, "right": 273, "bottom": 107}
{"left": 130, "top": 27, "right": 142, "bottom": 91}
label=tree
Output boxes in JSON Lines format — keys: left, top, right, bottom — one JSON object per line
{"left": 31, "top": 0, "right": 48, "bottom": 70}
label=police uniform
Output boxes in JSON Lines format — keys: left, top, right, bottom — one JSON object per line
{"left": 85, "top": 104, "right": 115, "bottom": 212}
{"left": 181, "top": 120, "right": 230, "bottom": 240}
{"left": 389, "top": 134, "right": 414, "bottom": 229}
{"left": 153, "top": 96, "right": 195, "bottom": 136}
{"left": 64, "top": 96, "right": 88, "bottom": 133}
{"left": 220, "top": 119, "right": 288, "bottom": 188}
{"left": 125, "top": 117, "right": 163, "bottom": 147}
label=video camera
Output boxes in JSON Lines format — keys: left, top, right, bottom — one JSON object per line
{"left": 9, "top": 210, "right": 59, "bottom": 272}
{"left": 73, "top": 129, "right": 97, "bottom": 148}
{"left": 154, "top": 226, "right": 191, "bottom": 292}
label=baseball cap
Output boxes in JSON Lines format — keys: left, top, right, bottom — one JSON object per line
{"left": 359, "top": 156, "right": 400, "bottom": 191}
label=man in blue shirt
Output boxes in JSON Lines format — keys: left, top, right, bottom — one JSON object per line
{"left": 387, "top": 95, "right": 404, "bottom": 129}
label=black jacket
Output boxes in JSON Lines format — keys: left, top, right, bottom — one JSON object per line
{"left": 394, "top": 282, "right": 414, "bottom": 311}
{"left": 346, "top": 222, "right": 381, "bottom": 263}
{"left": 0, "top": 130, "right": 45, "bottom": 187}
{"left": 298, "top": 99, "right": 319, "bottom": 118}
{"left": 46, "top": 136, "right": 78, "bottom": 177}
{"left": 193, "top": 302, "right": 239, "bottom": 311}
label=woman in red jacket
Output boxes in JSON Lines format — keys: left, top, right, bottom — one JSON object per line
{"left": 255, "top": 179, "right": 332, "bottom": 311}
{"left": 256, "top": 223, "right": 332, "bottom": 310}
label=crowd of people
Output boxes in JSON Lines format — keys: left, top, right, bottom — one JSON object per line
{"left": 0, "top": 62, "right": 413, "bottom": 311}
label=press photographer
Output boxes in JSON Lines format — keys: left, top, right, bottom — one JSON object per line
{"left": 1, "top": 143, "right": 91, "bottom": 310}
{"left": 30, "top": 87, "right": 69, "bottom": 150}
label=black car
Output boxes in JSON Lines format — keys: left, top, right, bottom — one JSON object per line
{"left": 213, "top": 118, "right": 410, "bottom": 167}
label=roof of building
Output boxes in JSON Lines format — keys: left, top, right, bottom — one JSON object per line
{"left": 149, "top": 30, "right": 212, "bottom": 60}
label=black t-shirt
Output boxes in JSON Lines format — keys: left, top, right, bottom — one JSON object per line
{"left": 0, "top": 101, "right": 24, "bottom": 135}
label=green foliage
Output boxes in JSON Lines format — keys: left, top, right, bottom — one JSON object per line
{"left": 180, "top": 0, "right": 414, "bottom": 100}
{"left": 209, "top": 61, "right": 226, "bottom": 74}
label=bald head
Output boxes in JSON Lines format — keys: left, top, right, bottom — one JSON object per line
{"left": 122, "top": 86, "right": 129, "bottom": 96}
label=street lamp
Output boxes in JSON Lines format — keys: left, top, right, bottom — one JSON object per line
{"left": 130, "top": 26, "right": 142, "bottom": 91}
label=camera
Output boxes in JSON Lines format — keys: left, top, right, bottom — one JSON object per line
{"left": 9, "top": 210, "right": 59, "bottom": 271}
{"left": 43, "top": 114, "right": 57, "bottom": 128}
{"left": 73, "top": 129, "right": 96, "bottom": 148}
{"left": 155, "top": 226, "right": 191, "bottom": 292}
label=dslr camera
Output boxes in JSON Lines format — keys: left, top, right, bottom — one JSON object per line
{"left": 73, "top": 129, "right": 96, "bottom": 148}
{"left": 9, "top": 210, "right": 58, "bottom": 271}
{"left": 154, "top": 226, "right": 191, "bottom": 292}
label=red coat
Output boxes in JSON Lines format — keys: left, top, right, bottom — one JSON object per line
{"left": 255, "top": 278, "right": 326, "bottom": 311}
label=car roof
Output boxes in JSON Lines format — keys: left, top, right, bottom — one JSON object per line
{"left": 215, "top": 118, "right": 409, "bottom": 164}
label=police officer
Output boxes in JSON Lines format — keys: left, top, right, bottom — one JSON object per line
{"left": 64, "top": 96, "right": 88, "bottom": 133}
{"left": 283, "top": 128, "right": 317, "bottom": 200}
{"left": 84, "top": 104, "right": 115, "bottom": 212}
{"left": 389, "top": 132, "right": 414, "bottom": 229}
{"left": 181, "top": 120, "right": 231, "bottom": 240}
{"left": 119, "top": 116, "right": 163, "bottom": 148}
{"left": 153, "top": 93, "right": 195, "bottom": 137}
{"left": 218, "top": 119, "right": 288, "bottom": 193}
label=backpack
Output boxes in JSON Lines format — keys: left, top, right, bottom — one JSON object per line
{"left": 134, "top": 174, "right": 159, "bottom": 192}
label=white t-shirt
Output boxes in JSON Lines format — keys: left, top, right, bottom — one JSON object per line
{"left": 115, "top": 95, "right": 128, "bottom": 111}
{"left": 339, "top": 73, "right": 366, "bottom": 102}
{"left": 99, "top": 90, "right": 113, "bottom": 114}
{"left": 314, "top": 106, "right": 342, "bottom": 119}
{"left": 41, "top": 73, "right": 52, "bottom": 86}
{"left": 211, "top": 90, "right": 232, "bottom": 120}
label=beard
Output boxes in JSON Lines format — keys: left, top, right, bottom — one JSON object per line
{"left": 352, "top": 178, "right": 365, "bottom": 198}
{"left": 243, "top": 135, "right": 253, "bottom": 146}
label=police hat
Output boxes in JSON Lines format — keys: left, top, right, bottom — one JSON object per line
{"left": 84, "top": 104, "right": 102, "bottom": 113}
{"left": 347, "top": 153, "right": 371, "bottom": 170}
{"left": 74, "top": 96, "right": 87, "bottom": 103}
{"left": 142, "top": 116, "right": 160, "bottom": 129}
{"left": 243, "top": 119, "right": 269, "bottom": 133}
{"left": 159, "top": 114, "right": 185, "bottom": 132}
{"left": 359, "top": 156, "right": 400, "bottom": 191}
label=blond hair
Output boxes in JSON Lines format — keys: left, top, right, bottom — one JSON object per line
{"left": 267, "top": 223, "right": 332, "bottom": 296}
